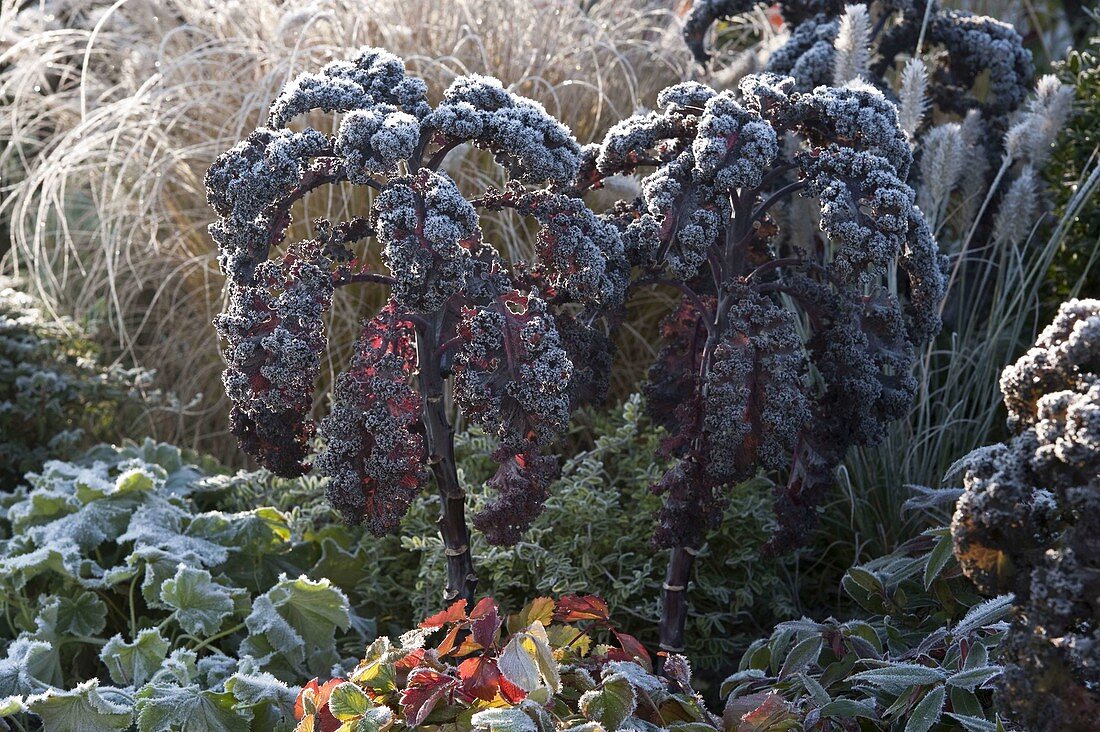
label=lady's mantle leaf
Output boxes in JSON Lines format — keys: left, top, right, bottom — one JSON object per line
{"left": 160, "top": 565, "right": 236, "bottom": 636}
{"left": 100, "top": 629, "right": 170, "bottom": 688}
{"left": 134, "top": 684, "right": 250, "bottom": 731}
{"left": 25, "top": 678, "right": 132, "bottom": 731}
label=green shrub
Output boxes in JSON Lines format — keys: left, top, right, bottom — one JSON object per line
{"left": 0, "top": 280, "right": 152, "bottom": 488}
{"left": 218, "top": 396, "right": 799, "bottom": 672}
{"left": 0, "top": 440, "right": 379, "bottom": 730}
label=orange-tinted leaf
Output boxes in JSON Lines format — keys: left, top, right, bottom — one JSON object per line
{"left": 457, "top": 656, "right": 502, "bottom": 701}
{"left": 294, "top": 678, "right": 319, "bottom": 720}
{"left": 294, "top": 678, "right": 344, "bottom": 732}
{"left": 738, "top": 692, "right": 795, "bottom": 731}
{"left": 396, "top": 648, "right": 426, "bottom": 673}
{"left": 469, "top": 597, "right": 498, "bottom": 619}
{"left": 421, "top": 599, "right": 467, "bottom": 629}
{"left": 498, "top": 674, "right": 527, "bottom": 704}
{"left": 400, "top": 669, "right": 458, "bottom": 726}
{"left": 553, "top": 594, "right": 609, "bottom": 623}
{"left": 436, "top": 624, "right": 462, "bottom": 656}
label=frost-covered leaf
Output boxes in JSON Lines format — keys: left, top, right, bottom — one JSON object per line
{"left": 327, "top": 681, "right": 372, "bottom": 720}
{"left": 472, "top": 707, "right": 538, "bottom": 732}
{"left": 242, "top": 576, "right": 349, "bottom": 676}
{"left": 55, "top": 591, "right": 108, "bottom": 637}
{"left": 224, "top": 662, "right": 299, "bottom": 721}
{"left": 0, "top": 542, "right": 80, "bottom": 588}
{"left": 953, "top": 595, "right": 1013, "bottom": 636}
{"left": 904, "top": 685, "right": 945, "bottom": 732}
{"left": 848, "top": 663, "right": 946, "bottom": 694}
{"left": 579, "top": 673, "right": 635, "bottom": 729}
{"left": 25, "top": 678, "right": 132, "bottom": 731}
{"left": 947, "top": 665, "right": 1003, "bottom": 690}
{"left": 0, "top": 695, "right": 24, "bottom": 717}
{"left": 0, "top": 638, "right": 52, "bottom": 696}
{"left": 118, "top": 499, "right": 229, "bottom": 569}
{"left": 148, "top": 649, "right": 198, "bottom": 687}
{"left": 134, "top": 684, "right": 251, "bottom": 732}
{"left": 101, "top": 629, "right": 170, "bottom": 687}
{"left": 27, "top": 495, "right": 139, "bottom": 554}
{"left": 159, "top": 565, "right": 236, "bottom": 636}
{"left": 778, "top": 635, "right": 822, "bottom": 680}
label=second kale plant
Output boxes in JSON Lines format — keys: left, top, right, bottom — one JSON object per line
{"left": 205, "top": 49, "right": 626, "bottom": 607}
{"left": 571, "top": 74, "right": 947, "bottom": 652}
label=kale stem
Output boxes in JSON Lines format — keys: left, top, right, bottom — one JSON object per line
{"left": 416, "top": 314, "right": 478, "bottom": 608}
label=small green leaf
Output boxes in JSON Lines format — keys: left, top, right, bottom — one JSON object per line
{"left": 224, "top": 664, "right": 298, "bottom": 721}
{"left": 954, "top": 596, "right": 1012, "bottom": 636}
{"left": 579, "top": 673, "right": 636, "bottom": 730}
{"left": 778, "top": 635, "right": 822, "bottom": 680}
{"left": 471, "top": 707, "right": 538, "bottom": 732}
{"left": 25, "top": 678, "right": 132, "bottom": 731}
{"left": 241, "top": 575, "right": 349, "bottom": 676}
{"left": 160, "top": 565, "right": 235, "bottom": 636}
{"left": 0, "top": 639, "right": 54, "bottom": 696}
{"left": 944, "top": 712, "right": 998, "bottom": 732}
{"left": 798, "top": 672, "right": 830, "bottom": 706}
{"left": 101, "top": 629, "right": 169, "bottom": 687}
{"left": 904, "top": 685, "right": 945, "bottom": 732}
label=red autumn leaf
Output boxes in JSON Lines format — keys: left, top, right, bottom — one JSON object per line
{"left": 436, "top": 624, "right": 462, "bottom": 657}
{"left": 396, "top": 648, "right": 426, "bottom": 673}
{"left": 400, "top": 669, "right": 459, "bottom": 726}
{"left": 553, "top": 594, "right": 610, "bottom": 623}
{"left": 498, "top": 674, "right": 527, "bottom": 704}
{"left": 421, "top": 599, "right": 467, "bottom": 629}
{"left": 738, "top": 693, "right": 794, "bottom": 731}
{"left": 294, "top": 677, "right": 344, "bottom": 731}
{"left": 469, "top": 597, "right": 498, "bottom": 619}
{"left": 611, "top": 631, "right": 652, "bottom": 672}
{"left": 457, "top": 655, "right": 503, "bottom": 701}
{"left": 470, "top": 606, "right": 501, "bottom": 649}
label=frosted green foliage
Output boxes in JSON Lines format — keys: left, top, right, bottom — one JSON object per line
{"left": 0, "top": 280, "right": 154, "bottom": 489}
{"left": 387, "top": 397, "right": 798, "bottom": 668}
{"left": 0, "top": 440, "right": 368, "bottom": 730}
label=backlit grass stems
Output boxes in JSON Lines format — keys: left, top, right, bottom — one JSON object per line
{"left": 0, "top": 0, "right": 689, "bottom": 459}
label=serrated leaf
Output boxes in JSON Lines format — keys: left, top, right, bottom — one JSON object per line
{"left": 242, "top": 576, "right": 349, "bottom": 676}
{"left": 134, "top": 684, "right": 251, "bottom": 732}
{"left": 25, "top": 678, "right": 132, "bottom": 731}
{"left": 55, "top": 591, "right": 108, "bottom": 637}
{"left": 499, "top": 634, "right": 541, "bottom": 692}
{"left": 509, "top": 597, "right": 555, "bottom": 634}
{"left": 778, "top": 635, "right": 822, "bottom": 680}
{"left": 954, "top": 595, "right": 1013, "bottom": 636}
{"left": 0, "top": 696, "right": 24, "bottom": 716}
{"left": 579, "top": 673, "right": 635, "bottom": 730}
{"left": 904, "top": 685, "right": 945, "bottom": 732}
{"left": 944, "top": 712, "right": 998, "bottom": 732}
{"left": 923, "top": 533, "right": 955, "bottom": 589}
{"left": 159, "top": 565, "right": 235, "bottom": 636}
{"left": 327, "top": 681, "right": 371, "bottom": 720}
{"left": 224, "top": 664, "right": 299, "bottom": 721}
{"left": 101, "top": 629, "right": 170, "bottom": 687}
{"left": 947, "top": 665, "right": 1003, "bottom": 690}
{"left": 471, "top": 707, "right": 538, "bottom": 732}
{"left": 847, "top": 664, "right": 946, "bottom": 694}
{"left": 0, "top": 639, "right": 53, "bottom": 696}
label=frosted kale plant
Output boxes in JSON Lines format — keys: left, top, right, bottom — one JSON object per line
{"left": 206, "top": 48, "right": 625, "bottom": 606}
{"left": 951, "top": 299, "right": 1100, "bottom": 730}
{"left": 570, "top": 73, "right": 945, "bottom": 652}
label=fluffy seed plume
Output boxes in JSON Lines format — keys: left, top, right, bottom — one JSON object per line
{"left": 991, "top": 165, "right": 1040, "bottom": 248}
{"left": 833, "top": 4, "right": 872, "bottom": 86}
{"left": 1004, "top": 74, "right": 1075, "bottom": 165}
{"left": 916, "top": 122, "right": 966, "bottom": 232}
{"left": 896, "top": 57, "right": 929, "bottom": 142}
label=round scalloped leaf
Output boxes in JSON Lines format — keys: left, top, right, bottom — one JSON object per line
{"left": 134, "top": 684, "right": 250, "bottom": 732}
{"left": 160, "top": 565, "right": 237, "bottom": 637}
{"left": 25, "top": 679, "right": 132, "bottom": 731}
{"left": 100, "top": 630, "right": 170, "bottom": 688}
